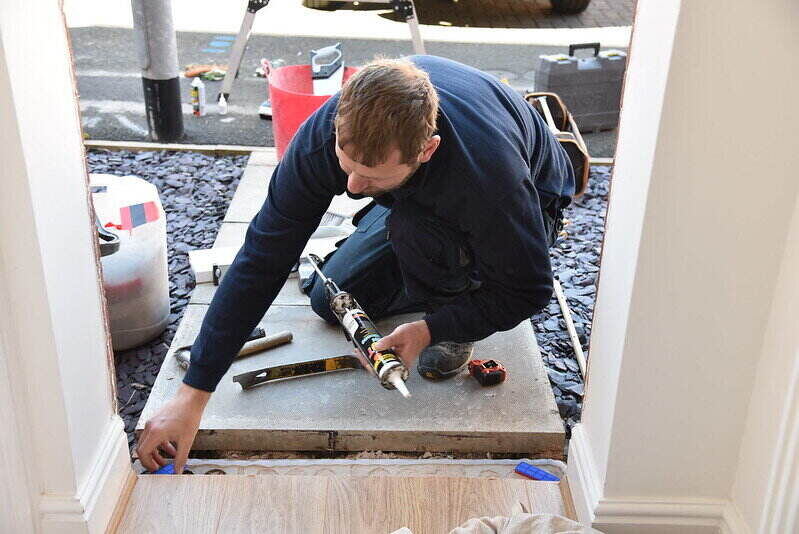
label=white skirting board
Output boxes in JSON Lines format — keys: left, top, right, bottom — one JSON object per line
{"left": 40, "top": 416, "right": 132, "bottom": 534}
{"left": 566, "top": 425, "right": 749, "bottom": 534}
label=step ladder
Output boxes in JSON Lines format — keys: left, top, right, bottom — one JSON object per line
{"left": 219, "top": 0, "right": 426, "bottom": 103}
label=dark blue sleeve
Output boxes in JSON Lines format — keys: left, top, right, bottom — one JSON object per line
{"left": 183, "top": 139, "right": 338, "bottom": 392}
{"left": 422, "top": 178, "right": 554, "bottom": 344}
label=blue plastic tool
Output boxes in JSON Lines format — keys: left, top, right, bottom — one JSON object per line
{"left": 152, "top": 463, "right": 176, "bottom": 474}
{"left": 147, "top": 462, "right": 194, "bottom": 474}
{"left": 514, "top": 461, "right": 560, "bottom": 481}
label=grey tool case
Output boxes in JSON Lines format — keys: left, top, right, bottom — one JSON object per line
{"left": 534, "top": 43, "right": 627, "bottom": 132}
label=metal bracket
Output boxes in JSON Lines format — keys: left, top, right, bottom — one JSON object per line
{"left": 212, "top": 263, "right": 231, "bottom": 286}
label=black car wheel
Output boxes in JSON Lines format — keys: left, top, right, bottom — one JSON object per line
{"left": 551, "top": 0, "right": 592, "bottom": 14}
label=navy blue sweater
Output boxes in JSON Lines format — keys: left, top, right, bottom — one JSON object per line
{"left": 184, "top": 56, "right": 575, "bottom": 392}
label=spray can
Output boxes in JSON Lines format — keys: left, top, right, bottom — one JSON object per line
{"left": 190, "top": 77, "right": 206, "bottom": 117}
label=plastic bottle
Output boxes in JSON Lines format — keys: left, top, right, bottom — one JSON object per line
{"left": 191, "top": 77, "right": 206, "bottom": 116}
{"left": 218, "top": 93, "right": 228, "bottom": 115}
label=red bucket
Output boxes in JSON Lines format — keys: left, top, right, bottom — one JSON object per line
{"left": 268, "top": 64, "right": 358, "bottom": 159}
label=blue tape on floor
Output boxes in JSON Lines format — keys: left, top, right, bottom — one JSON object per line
{"left": 202, "top": 48, "right": 227, "bottom": 54}
{"left": 209, "top": 40, "right": 231, "bottom": 48}
{"left": 214, "top": 35, "right": 236, "bottom": 41}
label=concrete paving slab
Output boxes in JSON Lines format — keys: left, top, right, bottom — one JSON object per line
{"left": 224, "top": 164, "right": 273, "bottom": 223}
{"left": 213, "top": 222, "right": 248, "bottom": 248}
{"left": 216, "top": 212, "right": 356, "bottom": 251}
{"left": 224, "top": 175, "right": 372, "bottom": 225}
{"left": 138, "top": 304, "right": 564, "bottom": 457}
{"left": 213, "top": 219, "right": 350, "bottom": 251}
{"left": 190, "top": 277, "right": 308, "bottom": 306}
{"left": 192, "top": 226, "right": 353, "bottom": 305}
{"left": 247, "top": 149, "right": 278, "bottom": 167}
{"left": 223, "top": 158, "right": 373, "bottom": 224}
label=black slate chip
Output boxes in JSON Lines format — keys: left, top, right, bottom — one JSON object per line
{"left": 532, "top": 166, "right": 611, "bottom": 439}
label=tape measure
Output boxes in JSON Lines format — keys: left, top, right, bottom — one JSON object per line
{"left": 468, "top": 359, "right": 507, "bottom": 386}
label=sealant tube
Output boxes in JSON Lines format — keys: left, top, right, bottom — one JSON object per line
{"left": 341, "top": 307, "right": 410, "bottom": 395}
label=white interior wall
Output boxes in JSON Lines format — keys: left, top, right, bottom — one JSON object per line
{"left": 0, "top": 1, "right": 131, "bottom": 532}
{"left": 570, "top": 0, "right": 799, "bottom": 532}
{"left": 1, "top": 0, "right": 111, "bottom": 495}
{"left": 575, "top": 0, "right": 681, "bottom": 501}
{"left": 606, "top": 0, "right": 799, "bottom": 497}
{"left": 0, "top": 254, "right": 37, "bottom": 534}
{"left": 0, "top": 25, "right": 76, "bottom": 532}
{"left": 732, "top": 196, "right": 799, "bottom": 530}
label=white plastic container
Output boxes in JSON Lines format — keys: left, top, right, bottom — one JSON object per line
{"left": 90, "top": 173, "right": 170, "bottom": 351}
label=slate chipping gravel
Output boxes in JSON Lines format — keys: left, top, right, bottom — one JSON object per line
{"left": 532, "top": 165, "right": 612, "bottom": 440}
{"left": 88, "top": 149, "right": 609, "bottom": 453}
{"left": 87, "top": 149, "right": 249, "bottom": 451}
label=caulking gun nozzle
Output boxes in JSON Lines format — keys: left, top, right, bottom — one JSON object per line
{"left": 388, "top": 373, "right": 411, "bottom": 398}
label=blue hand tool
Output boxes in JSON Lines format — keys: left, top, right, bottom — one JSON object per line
{"left": 514, "top": 461, "right": 560, "bottom": 481}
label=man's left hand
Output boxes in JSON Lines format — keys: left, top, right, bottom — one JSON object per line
{"left": 372, "top": 319, "right": 431, "bottom": 367}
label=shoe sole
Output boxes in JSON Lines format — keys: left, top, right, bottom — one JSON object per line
{"left": 417, "top": 362, "right": 468, "bottom": 381}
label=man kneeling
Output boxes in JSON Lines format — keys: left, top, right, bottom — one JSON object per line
{"left": 136, "top": 56, "right": 574, "bottom": 474}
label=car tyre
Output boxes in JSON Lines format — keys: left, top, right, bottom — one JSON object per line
{"left": 550, "top": 0, "right": 592, "bottom": 14}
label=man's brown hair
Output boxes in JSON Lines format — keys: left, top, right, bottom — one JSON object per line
{"left": 334, "top": 58, "right": 439, "bottom": 167}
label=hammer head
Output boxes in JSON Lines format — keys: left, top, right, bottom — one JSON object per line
{"left": 174, "top": 347, "right": 192, "bottom": 369}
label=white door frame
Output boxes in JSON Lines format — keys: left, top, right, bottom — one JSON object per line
{"left": 0, "top": 2, "right": 132, "bottom": 532}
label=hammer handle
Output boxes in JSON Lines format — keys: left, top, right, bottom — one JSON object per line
{"left": 176, "top": 331, "right": 293, "bottom": 369}
{"left": 235, "top": 331, "right": 293, "bottom": 358}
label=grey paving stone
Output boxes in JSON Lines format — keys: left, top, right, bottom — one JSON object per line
{"left": 214, "top": 222, "right": 249, "bottom": 248}
{"left": 190, "top": 278, "right": 308, "bottom": 306}
{"left": 223, "top": 161, "right": 372, "bottom": 224}
{"left": 246, "top": 149, "right": 278, "bottom": 167}
{"left": 223, "top": 164, "right": 273, "bottom": 223}
{"left": 139, "top": 304, "right": 564, "bottom": 456}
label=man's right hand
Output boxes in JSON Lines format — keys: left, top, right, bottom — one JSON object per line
{"left": 136, "top": 383, "right": 211, "bottom": 474}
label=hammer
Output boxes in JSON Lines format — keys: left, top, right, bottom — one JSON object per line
{"left": 174, "top": 330, "right": 293, "bottom": 370}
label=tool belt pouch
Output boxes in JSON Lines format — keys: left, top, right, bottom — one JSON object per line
{"left": 526, "top": 92, "right": 591, "bottom": 197}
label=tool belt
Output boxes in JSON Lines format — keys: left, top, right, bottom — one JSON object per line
{"left": 526, "top": 92, "right": 591, "bottom": 197}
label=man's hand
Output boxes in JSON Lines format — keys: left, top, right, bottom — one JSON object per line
{"left": 372, "top": 319, "right": 431, "bottom": 367}
{"left": 136, "top": 383, "right": 211, "bottom": 474}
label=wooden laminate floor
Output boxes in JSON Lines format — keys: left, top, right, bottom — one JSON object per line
{"left": 113, "top": 474, "right": 574, "bottom": 533}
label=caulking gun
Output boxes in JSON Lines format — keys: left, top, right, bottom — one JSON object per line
{"left": 307, "top": 253, "right": 411, "bottom": 398}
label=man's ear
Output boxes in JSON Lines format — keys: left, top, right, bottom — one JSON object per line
{"left": 418, "top": 135, "right": 441, "bottom": 164}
